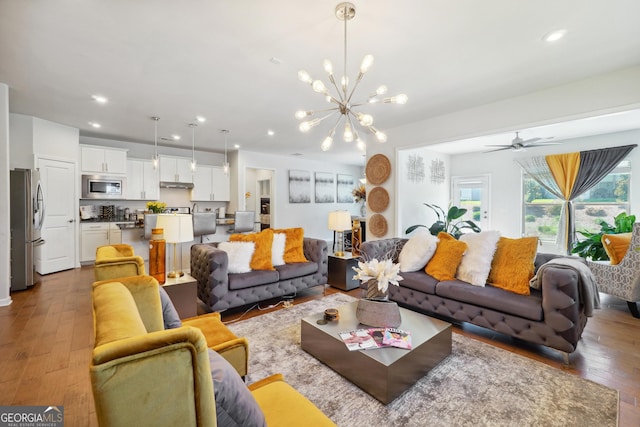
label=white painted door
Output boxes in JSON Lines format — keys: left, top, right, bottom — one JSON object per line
{"left": 452, "top": 174, "right": 491, "bottom": 231}
{"left": 36, "top": 157, "right": 76, "bottom": 274}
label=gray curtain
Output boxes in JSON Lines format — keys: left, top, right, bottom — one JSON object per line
{"left": 517, "top": 144, "right": 637, "bottom": 253}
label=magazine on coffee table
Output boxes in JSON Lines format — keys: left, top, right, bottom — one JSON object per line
{"left": 366, "top": 328, "right": 390, "bottom": 348}
{"left": 338, "top": 329, "right": 378, "bottom": 351}
{"left": 382, "top": 328, "right": 412, "bottom": 349}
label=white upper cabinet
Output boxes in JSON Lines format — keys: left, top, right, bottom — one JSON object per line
{"left": 81, "top": 145, "right": 127, "bottom": 175}
{"left": 190, "top": 165, "right": 230, "bottom": 201}
{"left": 126, "top": 159, "right": 159, "bottom": 200}
{"left": 159, "top": 155, "right": 193, "bottom": 183}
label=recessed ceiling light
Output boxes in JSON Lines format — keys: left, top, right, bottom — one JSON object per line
{"left": 267, "top": 129, "right": 275, "bottom": 136}
{"left": 171, "top": 134, "right": 181, "bottom": 140}
{"left": 196, "top": 116, "right": 206, "bottom": 123}
{"left": 91, "top": 95, "right": 108, "bottom": 104}
{"left": 542, "top": 29, "right": 567, "bottom": 43}
{"left": 88, "top": 121, "right": 101, "bottom": 128}
{"left": 234, "top": 144, "right": 240, "bottom": 149}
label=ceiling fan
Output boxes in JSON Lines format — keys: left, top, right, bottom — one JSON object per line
{"left": 484, "top": 131, "right": 558, "bottom": 153}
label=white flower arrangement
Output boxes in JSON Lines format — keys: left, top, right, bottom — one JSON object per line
{"left": 352, "top": 258, "right": 403, "bottom": 293}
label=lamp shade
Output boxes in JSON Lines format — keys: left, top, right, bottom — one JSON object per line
{"left": 328, "top": 210, "right": 352, "bottom": 232}
{"left": 156, "top": 214, "right": 194, "bottom": 243}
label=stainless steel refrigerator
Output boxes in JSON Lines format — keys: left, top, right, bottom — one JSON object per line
{"left": 10, "top": 168, "right": 46, "bottom": 291}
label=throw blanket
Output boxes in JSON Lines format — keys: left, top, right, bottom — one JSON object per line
{"left": 530, "top": 258, "right": 600, "bottom": 317}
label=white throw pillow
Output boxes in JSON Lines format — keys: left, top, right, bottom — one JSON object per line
{"left": 218, "top": 241, "right": 255, "bottom": 274}
{"left": 399, "top": 228, "right": 439, "bottom": 272}
{"left": 272, "top": 233, "right": 286, "bottom": 266}
{"left": 456, "top": 230, "right": 501, "bottom": 286}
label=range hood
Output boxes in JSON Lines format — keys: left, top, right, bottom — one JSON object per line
{"left": 159, "top": 181, "right": 194, "bottom": 189}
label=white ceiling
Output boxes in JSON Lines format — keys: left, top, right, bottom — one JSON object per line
{"left": 429, "top": 109, "right": 640, "bottom": 154}
{"left": 1, "top": 1, "right": 640, "bottom": 165}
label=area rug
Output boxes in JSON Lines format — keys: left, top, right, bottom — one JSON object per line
{"left": 227, "top": 294, "right": 619, "bottom": 427}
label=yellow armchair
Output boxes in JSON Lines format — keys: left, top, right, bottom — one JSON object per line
{"left": 94, "top": 244, "right": 145, "bottom": 281}
{"left": 182, "top": 312, "right": 249, "bottom": 377}
{"left": 90, "top": 277, "right": 335, "bottom": 427}
{"left": 93, "top": 275, "right": 250, "bottom": 377}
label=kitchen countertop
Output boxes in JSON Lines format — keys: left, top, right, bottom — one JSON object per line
{"left": 80, "top": 219, "right": 144, "bottom": 229}
{"left": 81, "top": 217, "right": 235, "bottom": 229}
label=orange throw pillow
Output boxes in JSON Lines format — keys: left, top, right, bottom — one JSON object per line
{"left": 230, "top": 229, "right": 275, "bottom": 270}
{"left": 425, "top": 232, "right": 468, "bottom": 281}
{"left": 602, "top": 233, "right": 632, "bottom": 265}
{"left": 487, "top": 236, "right": 538, "bottom": 295}
{"left": 272, "top": 228, "right": 308, "bottom": 263}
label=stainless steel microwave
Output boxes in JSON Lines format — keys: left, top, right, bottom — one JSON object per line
{"left": 81, "top": 175, "right": 126, "bottom": 199}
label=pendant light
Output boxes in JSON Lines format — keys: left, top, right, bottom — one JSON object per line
{"left": 189, "top": 123, "right": 197, "bottom": 171}
{"left": 151, "top": 116, "right": 160, "bottom": 169}
{"left": 221, "top": 129, "right": 230, "bottom": 174}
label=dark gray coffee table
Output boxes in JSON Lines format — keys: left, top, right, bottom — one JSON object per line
{"left": 301, "top": 300, "right": 452, "bottom": 404}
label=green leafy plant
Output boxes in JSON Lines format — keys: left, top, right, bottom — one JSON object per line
{"left": 405, "top": 203, "right": 481, "bottom": 238}
{"left": 571, "top": 212, "right": 636, "bottom": 260}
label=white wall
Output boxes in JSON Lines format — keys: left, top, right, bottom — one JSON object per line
{"left": 237, "top": 150, "right": 364, "bottom": 241}
{"left": 9, "top": 114, "right": 34, "bottom": 169}
{"left": 396, "top": 147, "right": 451, "bottom": 237}
{"left": 0, "top": 83, "right": 11, "bottom": 306}
{"left": 450, "top": 129, "right": 640, "bottom": 241}
{"left": 367, "top": 66, "right": 640, "bottom": 239}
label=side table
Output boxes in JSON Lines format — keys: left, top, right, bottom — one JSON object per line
{"left": 163, "top": 273, "right": 197, "bottom": 319}
{"left": 328, "top": 252, "right": 361, "bottom": 291}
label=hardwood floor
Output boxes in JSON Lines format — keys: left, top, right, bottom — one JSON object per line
{"left": 1, "top": 266, "right": 638, "bottom": 426}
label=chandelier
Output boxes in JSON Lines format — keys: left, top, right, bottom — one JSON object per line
{"left": 296, "top": 2, "right": 407, "bottom": 152}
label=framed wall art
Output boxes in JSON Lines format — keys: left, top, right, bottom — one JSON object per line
{"left": 336, "top": 174, "right": 354, "bottom": 203}
{"left": 314, "top": 172, "right": 335, "bottom": 203}
{"left": 288, "top": 169, "right": 311, "bottom": 203}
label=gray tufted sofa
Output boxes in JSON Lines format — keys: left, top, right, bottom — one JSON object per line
{"left": 360, "top": 238, "right": 589, "bottom": 360}
{"left": 191, "top": 238, "right": 328, "bottom": 312}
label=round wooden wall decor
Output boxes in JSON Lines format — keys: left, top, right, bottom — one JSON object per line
{"left": 366, "top": 154, "right": 391, "bottom": 185}
{"left": 368, "top": 187, "right": 389, "bottom": 213}
{"left": 369, "top": 214, "right": 388, "bottom": 238}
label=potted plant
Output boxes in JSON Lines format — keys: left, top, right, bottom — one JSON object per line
{"left": 405, "top": 203, "right": 481, "bottom": 238}
{"left": 571, "top": 212, "right": 635, "bottom": 260}
{"left": 146, "top": 201, "right": 167, "bottom": 213}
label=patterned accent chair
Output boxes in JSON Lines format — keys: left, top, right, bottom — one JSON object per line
{"left": 587, "top": 223, "right": 640, "bottom": 318}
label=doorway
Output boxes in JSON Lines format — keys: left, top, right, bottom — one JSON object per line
{"left": 451, "top": 174, "right": 491, "bottom": 231}
{"left": 245, "top": 167, "right": 275, "bottom": 230}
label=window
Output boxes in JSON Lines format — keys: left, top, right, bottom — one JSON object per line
{"left": 522, "top": 160, "right": 630, "bottom": 242}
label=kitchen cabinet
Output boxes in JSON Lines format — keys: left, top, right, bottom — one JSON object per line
{"left": 159, "top": 155, "right": 193, "bottom": 183}
{"left": 126, "top": 159, "right": 159, "bottom": 200}
{"left": 191, "top": 165, "right": 230, "bottom": 201}
{"left": 81, "top": 145, "right": 127, "bottom": 175}
{"left": 80, "top": 223, "right": 122, "bottom": 262}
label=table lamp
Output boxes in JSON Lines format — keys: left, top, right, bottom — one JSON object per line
{"left": 328, "top": 210, "right": 352, "bottom": 257}
{"left": 156, "top": 213, "right": 194, "bottom": 278}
